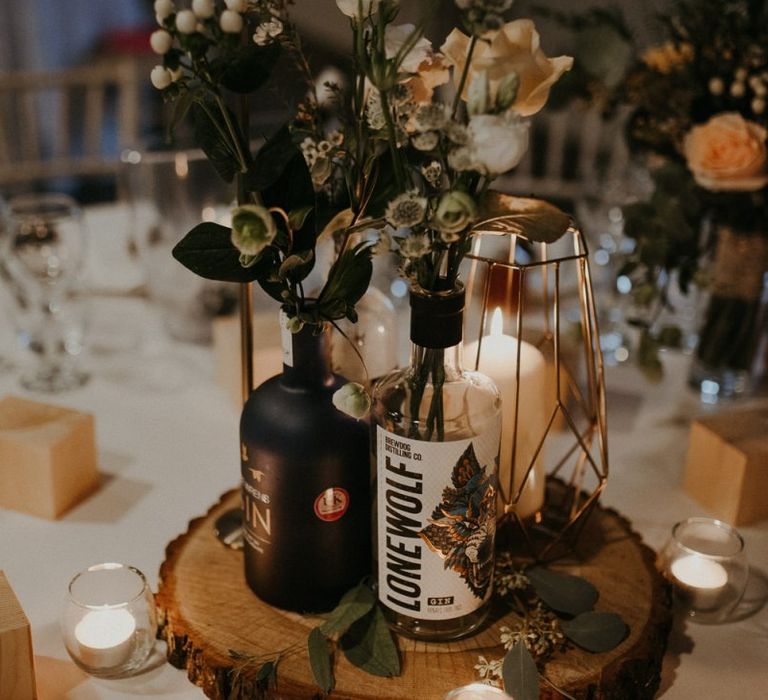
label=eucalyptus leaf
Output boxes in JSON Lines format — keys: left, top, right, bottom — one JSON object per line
{"left": 562, "top": 611, "right": 628, "bottom": 652}
{"left": 477, "top": 193, "right": 571, "bottom": 244}
{"left": 307, "top": 628, "right": 335, "bottom": 694}
{"left": 317, "top": 242, "right": 373, "bottom": 321}
{"left": 340, "top": 606, "right": 400, "bottom": 677}
{"left": 221, "top": 42, "right": 280, "bottom": 94}
{"left": 502, "top": 641, "right": 539, "bottom": 700}
{"left": 527, "top": 567, "right": 598, "bottom": 616}
{"left": 320, "top": 581, "right": 376, "bottom": 637}
{"left": 173, "top": 222, "right": 262, "bottom": 283}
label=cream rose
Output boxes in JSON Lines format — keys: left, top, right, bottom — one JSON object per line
{"left": 441, "top": 20, "right": 572, "bottom": 117}
{"left": 467, "top": 112, "right": 529, "bottom": 175}
{"left": 683, "top": 113, "right": 768, "bottom": 192}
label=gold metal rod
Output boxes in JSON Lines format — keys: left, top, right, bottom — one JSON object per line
{"left": 239, "top": 282, "right": 254, "bottom": 406}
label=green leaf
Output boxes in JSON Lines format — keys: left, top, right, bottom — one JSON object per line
{"left": 527, "top": 567, "right": 599, "bottom": 616}
{"left": 279, "top": 249, "right": 315, "bottom": 283}
{"left": 562, "top": 611, "right": 628, "bottom": 652}
{"left": 289, "top": 206, "right": 314, "bottom": 232}
{"left": 307, "top": 628, "right": 334, "bottom": 694}
{"left": 255, "top": 661, "right": 275, "bottom": 682}
{"left": 190, "top": 101, "right": 240, "bottom": 184}
{"left": 317, "top": 242, "right": 373, "bottom": 322}
{"left": 221, "top": 42, "right": 281, "bottom": 94}
{"left": 340, "top": 606, "right": 400, "bottom": 677}
{"left": 502, "top": 641, "right": 539, "bottom": 700}
{"left": 320, "top": 581, "right": 376, "bottom": 637}
{"left": 478, "top": 193, "right": 571, "bottom": 244}
{"left": 173, "top": 222, "right": 259, "bottom": 283}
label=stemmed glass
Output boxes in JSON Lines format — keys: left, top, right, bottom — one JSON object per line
{"left": 4, "top": 193, "right": 89, "bottom": 391}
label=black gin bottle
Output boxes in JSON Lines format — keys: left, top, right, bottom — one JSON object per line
{"left": 240, "top": 319, "right": 370, "bottom": 612}
{"left": 371, "top": 286, "right": 502, "bottom": 640}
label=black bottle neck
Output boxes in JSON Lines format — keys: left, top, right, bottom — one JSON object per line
{"left": 282, "top": 322, "right": 334, "bottom": 388}
{"left": 409, "top": 286, "right": 465, "bottom": 350}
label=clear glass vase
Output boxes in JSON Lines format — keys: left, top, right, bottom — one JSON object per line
{"left": 688, "top": 226, "right": 768, "bottom": 402}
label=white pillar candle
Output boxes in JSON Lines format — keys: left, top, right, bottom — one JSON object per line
{"left": 670, "top": 555, "right": 729, "bottom": 611}
{"left": 74, "top": 607, "right": 136, "bottom": 669}
{"left": 466, "top": 308, "right": 549, "bottom": 519}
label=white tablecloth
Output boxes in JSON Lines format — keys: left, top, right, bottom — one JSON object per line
{"left": 1, "top": 242, "right": 767, "bottom": 699}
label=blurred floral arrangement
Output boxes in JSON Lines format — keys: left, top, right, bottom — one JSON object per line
{"left": 546, "top": 1, "right": 768, "bottom": 380}
{"left": 609, "top": 0, "right": 768, "bottom": 379}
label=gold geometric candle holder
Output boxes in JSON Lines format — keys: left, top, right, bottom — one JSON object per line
{"left": 464, "top": 206, "right": 609, "bottom": 562}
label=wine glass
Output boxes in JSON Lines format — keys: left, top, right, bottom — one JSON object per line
{"left": 4, "top": 193, "right": 89, "bottom": 392}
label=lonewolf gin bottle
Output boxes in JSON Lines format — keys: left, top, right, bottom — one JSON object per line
{"left": 371, "top": 285, "right": 502, "bottom": 640}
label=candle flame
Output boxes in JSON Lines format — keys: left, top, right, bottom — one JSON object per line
{"left": 490, "top": 307, "right": 503, "bottom": 337}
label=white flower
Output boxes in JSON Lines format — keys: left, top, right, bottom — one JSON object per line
{"left": 447, "top": 145, "right": 475, "bottom": 172}
{"left": 154, "top": 0, "right": 174, "bottom": 22}
{"left": 283, "top": 315, "right": 305, "bottom": 334}
{"left": 412, "top": 104, "right": 448, "bottom": 132}
{"left": 231, "top": 204, "right": 277, "bottom": 259}
{"left": 433, "top": 191, "right": 477, "bottom": 238}
{"left": 220, "top": 9, "right": 244, "bottom": 33}
{"left": 266, "top": 18, "right": 284, "bottom": 37}
{"left": 150, "top": 65, "right": 173, "bottom": 90}
{"left": 226, "top": 0, "right": 246, "bottom": 11}
{"left": 412, "top": 131, "right": 439, "bottom": 151}
{"left": 366, "top": 90, "right": 386, "bottom": 130}
{"left": 385, "top": 24, "right": 433, "bottom": 74}
{"left": 398, "top": 232, "right": 432, "bottom": 258}
{"left": 753, "top": 98, "right": 766, "bottom": 115}
{"left": 192, "top": 0, "right": 215, "bottom": 19}
{"left": 150, "top": 29, "right": 173, "bottom": 55}
{"left": 421, "top": 160, "right": 442, "bottom": 186}
{"left": 385, "top": 191, "right": 428, "bottom": 228}
{"left": 328, "top": 130, "right": 344, "bottom": 146}
{"left": 175, "top": 9, "right": 197, "bottom": 34}
{"left": 467, "top": 112, "right": 529, "bottom": 174}
{"left": 731, "top": 81, "right": 746, "bottom": 98}
{"left": 335, "top": 0, "right": 382, "bottom": 19}
{"left": 253, "top": 26, "right": 269, "bottom": 46}
{"left": 708, "top": 77, "right": 725, "bottom": 96}
{"left": 332, "top": 382, "right": 371, "bottom": 419}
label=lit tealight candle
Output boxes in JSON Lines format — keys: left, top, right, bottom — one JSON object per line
{"left": 74, "top": 607, "right": 136, "bottom": 669}
{"left": 465, "top": 308, "right": 549, "bottom": 519}
{"left": 670, "top": 555, "right": 729, "bottom": 611}
{"left": 443, "top": 683, "right": 510, "bottom": 699}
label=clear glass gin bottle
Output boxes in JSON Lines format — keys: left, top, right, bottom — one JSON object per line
{"left": 371, "top": 286, "right": 502, "bottom": 640}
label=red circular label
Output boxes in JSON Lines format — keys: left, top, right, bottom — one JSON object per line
{"left": 313, "top": 487, "right": 349, "bottom": 522}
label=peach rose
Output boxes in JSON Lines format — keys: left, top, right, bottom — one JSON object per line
{"left": 683, "top": 113, "right": 768, "bottom": 192}
{"left": 441, "top": 20, "right": 572, "bottom": 117}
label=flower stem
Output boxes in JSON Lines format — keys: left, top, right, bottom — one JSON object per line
{"left": 452, "top": 34, "right": 478, "bottom": 118}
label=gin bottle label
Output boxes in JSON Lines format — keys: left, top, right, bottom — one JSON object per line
{"left": 376, "top": 423, "right": 500, "bottom": 620}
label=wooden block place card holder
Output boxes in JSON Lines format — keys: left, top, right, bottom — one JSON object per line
{"left": 0, "top": 395, "right": 99, "bottom": 519}
{"left": 0, "top": 571, "right": 37, "bottom": 699}
{"left": 684, "top": 406, "right": 768, "bottom": 526}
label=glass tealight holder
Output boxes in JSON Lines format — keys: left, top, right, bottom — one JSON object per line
{"left": 658, "top": 517, "right": 748, "bottom": 624}
{"left": 443, "top": 683, "right": 509, "bottom": 699}
{"left": 61, "top": 563, "right": 157, "bottom": 677}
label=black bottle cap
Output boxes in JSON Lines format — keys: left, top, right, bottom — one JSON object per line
{"left": 410, "top": 285, "right": 465, "bottom": 349}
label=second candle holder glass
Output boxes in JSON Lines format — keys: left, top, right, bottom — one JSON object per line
{"left": 61, "top": 563, "right": 157, "bottom": 678}
{"left": 658, "top": 517, "right": 748, "bottom": 624}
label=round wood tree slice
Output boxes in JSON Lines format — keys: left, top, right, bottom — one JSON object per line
{"left": 156, "top": 490, "right": 672, "bottom": 700}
